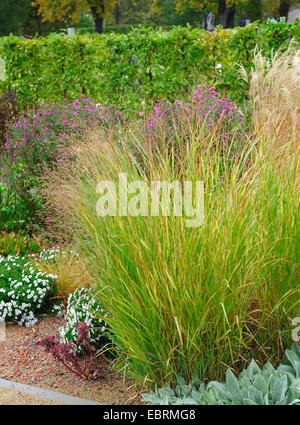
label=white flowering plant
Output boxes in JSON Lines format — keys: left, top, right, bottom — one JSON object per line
{"left": 51, "top": 301, "right": 65, "bottom": 318}
{"left": 59, "top": 288, "right": 109, "bottom": 352}
{"left": 38, "top": 247, "right": 78, "bottom": 263}
{"left": 0, "top": 254, "right": 57, "bottom": 326}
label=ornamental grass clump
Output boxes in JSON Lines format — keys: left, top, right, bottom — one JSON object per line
{"left": 34, "top": 248, "right": 90, "bottom": 298}
{"left": 0, "top": 255, "right": 57, "bottom": 326}
{"left": 44, "top": 118, "right": 299, "bottom": 387}
{"left": 44, "top": 60, "right": 299, "bottom": 386}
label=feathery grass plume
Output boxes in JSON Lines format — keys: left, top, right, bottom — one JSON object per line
{"left": 240, "top": 42, "right": 300, "bottom": 153}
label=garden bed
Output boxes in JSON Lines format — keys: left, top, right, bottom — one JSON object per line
{"left": 0, "top": 316, "right": 140, "bottom": 405}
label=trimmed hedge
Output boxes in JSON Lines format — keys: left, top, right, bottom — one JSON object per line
{"left": 0, "top": 20, "right": 299, "bottom": 110}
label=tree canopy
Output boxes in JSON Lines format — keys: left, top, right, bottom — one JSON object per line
{"left": 32, "top": 0, "right": 120, "bottom": 33}
{"left": 1, "top": 0, "right": 298, "bottom": 36}
{"left": 0, "top": 0, "right": 31, "bottom": 36}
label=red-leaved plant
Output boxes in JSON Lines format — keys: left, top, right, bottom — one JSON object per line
{"left": 36, "top": 322, "right": 100, "bottom": 380}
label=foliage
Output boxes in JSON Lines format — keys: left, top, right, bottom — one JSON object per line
{"left": 32, "top": 0, "right": 119, "bottom": 24}
{"left": 0, "top": 182, "right": 32, "bottom": 233}
{"left": 0, "top": 98, "right": 121, "bottom": 229}
{"left": 171, "top": 0, "right": 298, "bottom": 20}
{"left": 59, "top": 288, "right": 109, "bottom": 352}
{"left": 0, "top": 21, "right": 299, "bottom": 110}
{"left": 142, "top": 344, "right": 300, "bottom": 405}
{"left": 113, "top": 0, "right": 162, "bottom": 26}
{"left": 141, "top": 85, "right": 246, "bottom": 155}
{"left": 0, "top": 0, "right": 65, "bottom": 37}
{"left": 263, "top": 0, "right": 299, "bottom": 17}
{"left": 238, "top": 0, "right": 263, "bottom": 22}
{"left": 0, "top": 91, "right": 19, "bottom": 148}
{"left": 32, "top": 0, "right": 121, "bottom": 33}
{"left": 24, "top": 5, "right": 71, "bottom": 37}
{"left": 32, "top": 0, "right": 156, "bottom": 32}
{"left": 0, "top": 0, "right": 31, "bottom": 37}
{"left": 37, "top": 322, "right": 101, "bottom": 380}
{"left": 151, "top": 0, "right": 207, "bottom": 26}
{"left": 0, "top": 254, "right": 57, "bottom": 326}
{"left": 216, "top": 17, "right": 300, "bottom": 99}
{"left": 0, "top": 58, "right": 4, "bottom": 83}
{"left": 0, "top": 232, "right": 46, "bottom": 256}
{"left": 1, "top": 97, "right": 101, "bottom": 184}
{"left": 154, "top": 0, "right": 249, "bottom": 28}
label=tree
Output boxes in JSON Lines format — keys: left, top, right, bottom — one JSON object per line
{"left": 154, "top": 1, "right": 248, "bottom": 28}
{"left": 152, "top": 0, "right": 207, "bottom": 25}
{"left": 24, "top": 4, "right": 70, "bottom": 36}
{"left": 242, "top": 0, "right": 263, "bottom": 22}
{"left": 279, "top": 2, "right": 290, "bottom": 18}
{"left": 112, "top": 0, "right": 162, "bottom": 25}
{"left": 263, "top": 0, "right": 299, "bottom": 19}
{"left": 32, "top": 0, "right": 120, "bottom": 33}
{"left": 217, "top": 0, "right": 236, "bottom": 27}
{"left": 0, "top": 0, "right": 31, "bottom": 36}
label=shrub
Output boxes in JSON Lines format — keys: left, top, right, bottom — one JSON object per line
{"left": 59, "top": 288, "right": 109, "bottom": 353}
{"left": 140, "top": 85, "right": 246, "bottom": 155}
{"left": 0, "top": 21, "right": 299, "bottom": 109}
{"left": 0, "top": 98, "right": 122, "bottom": 227}
{"left": 1, "top": 97, "right": 120, "bottom": 183}
{"left": 0, "top": 231, "right": 46, "bottom": 256}
{"left": 50, "top": 300, "right": 64, "bottom": 317}
{"left": 142, "top": 344, "right": 300, "bottom": 405}
{"left": 0, "top": 254, "right": 57, "bottom": 326}
{"left": 0, "top": 182, "right": 31, "bottom": 232}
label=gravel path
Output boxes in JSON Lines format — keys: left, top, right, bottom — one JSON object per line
{"left": 0, "top": 387, "right": 66, "bottom": 405}
{"left": 0, "top": 316, "right": 140, "bottom": 405}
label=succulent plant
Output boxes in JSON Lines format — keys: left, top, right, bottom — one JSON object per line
{"left": 142, "top": 344, "right": 300, "bottom": 405}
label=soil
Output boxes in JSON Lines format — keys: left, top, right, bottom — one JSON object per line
{"left": 0, "top": 316, "right": 141, "bottom": 405}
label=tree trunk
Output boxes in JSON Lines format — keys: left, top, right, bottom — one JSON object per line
{"left": 115, "top": 3, "right": 121, "bottom": 24}
{"left": 91, "top": 2, "right": 104, "bottom": 34}
{"left": 248, "top": 0, "right": 262, "bottom": 21}
{"left": 279, "top": 1, "right": 290, "bottom": 19}
{"left": 94, "top": 14, "right": 104, "bottom": 33}
{"left": 218, "top": 0, "right": 236, "bottom": 28}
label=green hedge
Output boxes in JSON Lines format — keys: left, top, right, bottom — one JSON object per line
{"left": 0, "top": 20, "right": 299, "bottom": 110}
